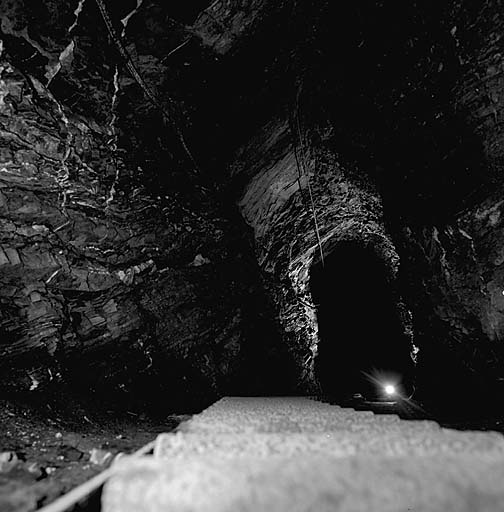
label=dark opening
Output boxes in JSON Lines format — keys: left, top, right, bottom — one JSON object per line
{"left": 310, "top": 241, "right": 414, "bottom": 400}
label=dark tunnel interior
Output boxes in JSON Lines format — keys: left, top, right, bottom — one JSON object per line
{"left": 310, "top": 242, "right": 415, "bottom": 400}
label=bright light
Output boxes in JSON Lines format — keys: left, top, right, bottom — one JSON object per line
{"left": 384, "top": 384, "right": 396, "bottom": 396}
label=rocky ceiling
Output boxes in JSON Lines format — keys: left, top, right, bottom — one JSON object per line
{"left": 1, "top": 0, "right": 504, "bottom": 412}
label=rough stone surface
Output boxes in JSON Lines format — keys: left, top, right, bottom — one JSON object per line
{"left": 400, "top": 192, "right": 504, "bottom": 398}
{"left": 221, "top": 0, "right": 504, "bottom": 399}
{"left": 2, "top": 0, "right": 504, "bottom": 405}
{"left": 193, "top": 0, "right": 277, "bottom": 55}
{"left": 103, "top": 397, "right": 504, "bottom": 512}
{"left": 0, "top": 47, "right": 278, "bottom": 406}
{"left": 231, "top": 115, "right": 412, "bottom": 391}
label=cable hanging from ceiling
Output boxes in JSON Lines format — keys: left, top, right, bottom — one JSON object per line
{"left": 291, "top": 85, "right": 325, "bottom": 267}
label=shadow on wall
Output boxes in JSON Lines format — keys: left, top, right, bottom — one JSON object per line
{"left": 310, "top": 241, "right": 414, "bottom": 399}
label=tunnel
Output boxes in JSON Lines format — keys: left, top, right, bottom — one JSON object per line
{"left": 310, "top": 241, "right": 414, "bottom": 400}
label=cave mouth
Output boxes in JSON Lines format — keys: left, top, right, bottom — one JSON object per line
{"left": 310, "top": 241, "right": 414, "bottom": 400}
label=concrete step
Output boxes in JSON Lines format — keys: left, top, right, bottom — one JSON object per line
{"left": 102, "top": 397, "right": 504, "bottom": 512}
{"left": 154, "top": 430, "right": 504, "bottom": 458}
{"left": 181, "top": 417, "right": 444, "bottom": 434}
{"left": 103, "top": 453, "right": 504, "bottom": 512}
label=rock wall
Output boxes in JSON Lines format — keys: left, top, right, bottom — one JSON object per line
{"left": 2, "top": 0, "right": 504, "bottom": 407}
{"left": 391, "top": 1, "right": 504, "bottom": 403}
{"left": 0, "top": 54, "right": 278, "bottom": 409}
{"left": 224, "top": 0, "right": 504, "bottom": 399}
{"left": 231, "top": 115, "right": 414, "bottom": 391}
{"left": 398, "top": 189, "right": 504, "bottom": 403}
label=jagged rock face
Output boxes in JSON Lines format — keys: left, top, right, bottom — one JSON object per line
{"left": 231, "top": 116, "right": 414, "bottom": 391}
{"left": 1, "top": 0, "right": 504, "bottom": 407}
{"left": 224, "top": 0, "right": 504, "bottom": 400}
{"left": 0, "top": 63, "right": 264, "bottom": 407}
{"left": 383, "top": 2, "right": 504, "bottom": 402}
{"left": 400, "top": 192, "right": 504, "bottom": 403}
{"left": 0, "top": 1, "right": 289, "bottom": 409}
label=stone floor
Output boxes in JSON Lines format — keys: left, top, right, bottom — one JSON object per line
{"left": 102, "top": 397, "right": 504, "bottom": 511}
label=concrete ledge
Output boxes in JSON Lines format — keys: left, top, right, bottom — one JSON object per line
{"left": 103, "top": 454, "right": 504, "bottom": 512}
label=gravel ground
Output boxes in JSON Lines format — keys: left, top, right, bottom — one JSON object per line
{"left": 0, "top": 397, "right": 188, "bottom": 511}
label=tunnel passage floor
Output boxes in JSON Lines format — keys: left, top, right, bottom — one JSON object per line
{"left": 103, "top": 397, "right": 504, "bottom": 512}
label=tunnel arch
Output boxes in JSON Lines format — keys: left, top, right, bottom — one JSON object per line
{"left": 310, "top": 240, "right": 414, "bottom": 399}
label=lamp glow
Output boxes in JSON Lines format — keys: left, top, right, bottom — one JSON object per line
{"left": 384, "top": 384, "right": 396, "bottom": 396}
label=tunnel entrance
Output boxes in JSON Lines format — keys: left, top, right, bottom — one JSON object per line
{"left": 310, "top": 241, "right": 414, "bottom": 400}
